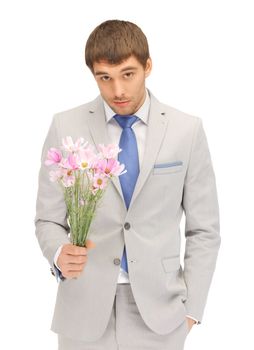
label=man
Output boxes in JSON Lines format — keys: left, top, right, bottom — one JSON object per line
{"left": 35, "top": 20, "right": 221, "bottom": 349}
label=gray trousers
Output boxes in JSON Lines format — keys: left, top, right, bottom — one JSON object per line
{"left": 58, "top": 283, "right": 189, "bottom": 350}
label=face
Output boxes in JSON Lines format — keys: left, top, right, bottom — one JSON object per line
{"left": 93, "top": 55, "right": 152, "bottom": 115}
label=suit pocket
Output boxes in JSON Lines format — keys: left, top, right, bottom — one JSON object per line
{"left": 161, "top": 256, "right": 180, "bottom": 273}
{"left": 153, "top": 161, "right": 183, "bottom": 175}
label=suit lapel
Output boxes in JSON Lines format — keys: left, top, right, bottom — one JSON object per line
{"left": 129, "top": 93, "right": 169, "bottom": 208}
{"left": 87, "top": 96, "right": 124, "bottom": 201}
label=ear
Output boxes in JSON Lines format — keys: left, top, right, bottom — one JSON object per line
{"left": 145, "top": 58, "right": 152, "bottom": 77}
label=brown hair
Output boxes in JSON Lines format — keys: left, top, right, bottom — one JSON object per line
{"left": 85, "top": 20, "right": 150, "bottom": 72}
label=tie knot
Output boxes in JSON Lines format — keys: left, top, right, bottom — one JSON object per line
{"left": 114, "top": 115, "right": 139, "bottom": 129}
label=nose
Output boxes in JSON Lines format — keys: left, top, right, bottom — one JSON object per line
{"left": 112, "top": 80, "right": 125, "bottom": 99}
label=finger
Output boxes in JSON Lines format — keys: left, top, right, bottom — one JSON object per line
{"left": 66, "top": 255, "right": 88, "bottom": 264}
{"left": 61, "top": 263, "right": 85, "bottom": 276}
{"left": 66, "top": 263, "right": 85, "bottom": 272}
{"left": 64, "top": 244, "right": 88, "bottom": 256}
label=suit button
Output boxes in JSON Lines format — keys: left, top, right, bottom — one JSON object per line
{"left": 124, "top": 222, "right": 131, "bottom": 230}
{"left": 113, "top": 258, "right": 121, "bottom": 265}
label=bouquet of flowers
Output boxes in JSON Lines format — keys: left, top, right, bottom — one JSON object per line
{"left": 45, "top": 136, "right": 125, "bottom": 247}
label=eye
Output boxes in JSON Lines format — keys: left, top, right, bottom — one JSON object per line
{"left": 123, "top": 72, "right": 134, "bottom": 79}
{"left": 100, "top": 75, "right": 111, "bottom": 81}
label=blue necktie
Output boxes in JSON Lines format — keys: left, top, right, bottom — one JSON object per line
{"left": 114, "top": 115, "right": 140, "bottom": 273}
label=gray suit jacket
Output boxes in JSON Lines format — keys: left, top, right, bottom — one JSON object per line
{"left": 34, "top": 91, "right": 221, "bottom": 342}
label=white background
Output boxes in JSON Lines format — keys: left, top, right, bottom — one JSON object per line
{"left": 1, "top": 0, "right": 253, "bottom": 349}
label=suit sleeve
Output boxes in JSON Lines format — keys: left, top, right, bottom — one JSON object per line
{"left": 34, "top": 115, "right": 70, "bottom": 279}
{"left": 182, "top": 118, "right": 221, "bottom": 323}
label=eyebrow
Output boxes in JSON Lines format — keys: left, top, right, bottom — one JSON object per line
{"left": 95, "top": 66, "right": 138, "bottom": 76}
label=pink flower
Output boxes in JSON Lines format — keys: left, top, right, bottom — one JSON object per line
{"left": 77, "top": 146, "right": 97, "bottom": 170}
{"left": 49, "top": 168, "right": 75, "bottom": 188}
{"left": 98, "top": 144, "right": 121, "bottom": 159}
{"left": 45, "top": 148, "right": 62, "bottom": 166}
{"left": 61, "top": 168, "right": 76, "bottom": 187}
{"left": 92, "top": 173, "right": 108, "bottom": 190}
{"left": 49, "top": 169, "right": 63, "bottom": 182}
{"left": 60, "top": 153, "right": 79, "bottom": 170}
{"left": 61, "top": 136, "right": 87, "bottom": 153}
{"left": 95, "top": 158, "right": 126, "bottom": 177}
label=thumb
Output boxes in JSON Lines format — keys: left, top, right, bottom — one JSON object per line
{"left": 85, "top": 239, "right": 96, "bottom": 250}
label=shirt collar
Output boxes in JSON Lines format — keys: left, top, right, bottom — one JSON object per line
{"left": 103, "top": 89, "right": 150, "bottom": 125}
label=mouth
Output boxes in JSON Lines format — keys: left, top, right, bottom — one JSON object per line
{"left": 113, "top": 100, "right": 130, "bottom": 107}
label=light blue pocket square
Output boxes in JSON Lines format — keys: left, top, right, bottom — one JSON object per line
{"left": 153, "top": 161, "right": 183, "bottom": 175}
{"left": 154, "top": 161, "right": 183, "bottom": 169}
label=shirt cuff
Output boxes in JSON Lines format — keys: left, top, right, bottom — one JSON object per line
{"left": 54, "top": 245, "right": 63, "bottom": 270}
